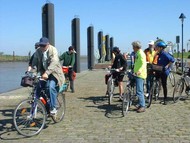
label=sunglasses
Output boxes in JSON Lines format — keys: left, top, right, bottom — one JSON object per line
{"left": 39, "top": 45, "right": 46, "bottom": 48}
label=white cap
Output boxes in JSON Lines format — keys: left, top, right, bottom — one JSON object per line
{"left": 148, "top": 40, "right": 154, "bottom": 45}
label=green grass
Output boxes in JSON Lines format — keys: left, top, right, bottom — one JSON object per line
{"left": 173, "top": 52, "right": 190, "bottom": 59}
{"left": 0, "top": 55, "right": 29, "bottom": 62}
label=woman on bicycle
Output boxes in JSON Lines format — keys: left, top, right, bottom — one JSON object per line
{"left": 111, "top": 47, "right": 127, "bottom": 100}
{"left": 155, "top": 41, "right": 175, "bottom": 105}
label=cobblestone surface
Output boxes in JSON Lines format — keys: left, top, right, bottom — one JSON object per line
{"left": 0, "top": 69, "right": 190, "bottom": 143}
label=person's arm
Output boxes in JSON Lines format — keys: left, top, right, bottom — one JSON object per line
{"left": 70, "top": 53, "right": 75, "bottom": 67}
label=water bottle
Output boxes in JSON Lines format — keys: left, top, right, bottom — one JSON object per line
{"left": 40, "top": 97, "right": 46, "bottom": 105}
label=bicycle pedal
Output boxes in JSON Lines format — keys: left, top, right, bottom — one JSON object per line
{"left": 21, "top": 108, "right": 27, "bottom": 115}
{"left": 30, "top": 122, "right": 36, "bottom": 127}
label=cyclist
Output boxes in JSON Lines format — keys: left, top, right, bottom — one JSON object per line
{"left": 59, "top": 46, "right": 76, "bottom": 93}
{"left": 144, "top": 40, "right": 157, "bottom": 97}
{"left": 155, "top": 41, "right": 175, "bottom": 105}
{"left": 110, "top": 47, "right": 127, "bottom": 100}
{"left": 31, "top": 37, "right": 65, "bottom": 114}
{"left": 132, "top": 41, "right": 147, "bottom": 113}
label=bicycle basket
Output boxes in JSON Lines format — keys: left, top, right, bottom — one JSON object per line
{"left": 62, "top": 66, "right": 69, "bottom": 74}
{"left": 20, "top": 76, "right": 34, "bottom": 87}
{"left": 152, "top": 64, "right": 163, "bottom": 72}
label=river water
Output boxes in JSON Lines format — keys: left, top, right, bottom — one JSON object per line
{"left": 0, "top": 60, "right": 88, "bottom": 94}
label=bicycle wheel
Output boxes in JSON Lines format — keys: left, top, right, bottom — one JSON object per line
{"left": 107, "top": 78, "right": 114, "bottom": 105}
{"left": 150, "top": 79, "right": 160, "bottom": 101}
{"left": 13, "top": 98, "right": 47, "bottom": 137}
{"left": 52, "top": 93, "right": 66, "bottom": 123}
{"left": 122, "top": 88, "right": 131, "bottom": 117}
{"left": 173, "top": 78, "right": 184, "bottom": 103}
{"left": 169, "top": 72, "right": 175, "bottom": 87}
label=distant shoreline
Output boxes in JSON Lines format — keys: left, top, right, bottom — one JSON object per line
{"left": 0, "top": 54, "right": 87, "bottom": 62}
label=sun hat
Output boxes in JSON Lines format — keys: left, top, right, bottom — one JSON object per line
{"left": 38, "top": 37, "right": 49, "bottom": 46}
{"left": 148, "top": 40, "right": 154, "bottom": 45}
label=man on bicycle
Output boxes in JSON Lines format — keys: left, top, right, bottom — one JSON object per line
{"left": 32, "top": 37, "right": 65, "bottom": 114}
{"left": 110, "top": 47, "right": 127, "bottom": 100}
{"left": 155, "top": 41, "right": 175, "bottom": 105}
{"left": 132, "top": 41, "right": 147, "bottom": 113}
{"left": 59, "top": 46, "right": 76, "bottom": 93}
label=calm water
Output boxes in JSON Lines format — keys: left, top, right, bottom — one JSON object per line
{"left": 0, "top": 60, "right": 87, "bottom": 94}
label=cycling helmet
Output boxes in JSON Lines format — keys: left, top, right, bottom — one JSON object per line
{"left": 156, "top": 41, "right": 167, "bottom": 48}
{"left": 112, "top": 47, "right": 120, "bottom": 53}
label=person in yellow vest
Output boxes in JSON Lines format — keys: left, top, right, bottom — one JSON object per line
{"left": 144, "top": 40, "right": 156, "bottom": 97}
{"left": 132, "top": 41, "right": 147, "bottom": 113}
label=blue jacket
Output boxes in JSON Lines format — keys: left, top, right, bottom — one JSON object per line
{"left": 157, "top": 50, "right": 175, "bottom": 76}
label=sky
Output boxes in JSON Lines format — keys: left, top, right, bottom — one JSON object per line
{"left": 0, "top": 0, "right": 190, "bottom": 56}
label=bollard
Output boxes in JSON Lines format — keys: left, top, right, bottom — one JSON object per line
{"left": 105, "top": 35, "right": 110, "bottom": 61}
{"left": 42, "top": 3, "right": 55, "bottom": 46}
{"left": 98, "top": 31, "right": 103, "bottom": 63}
{"left": 110, "top": 37, "right": 114, "bottom": 59}
{"left": 87, "top": 26, "right": 94, "bottom": 70}
{"left": 72, "top": 18, "right": 80, "bottom": 73}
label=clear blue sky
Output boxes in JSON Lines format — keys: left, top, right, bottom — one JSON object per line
{"left": 0, "top": 0, "right": 190, "bottom": 56}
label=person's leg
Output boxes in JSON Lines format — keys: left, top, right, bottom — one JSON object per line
{"left": 136, "top": 77, "right": 145, "bottom": 110}
{"left": 68, "top": 68, "right": 74, "bottom": 92}
{"left": 118, "top": 73, "right": 124, "bottom": 100}
{"left": 48, "top": 75, "right": 58, "bottom": 112}
{"left": 160, "top": 73, "right": 168, "bottom": 104}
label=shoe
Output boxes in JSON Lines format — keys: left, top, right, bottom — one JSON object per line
{"left": 145, "top": 93, "right": 149, "bottom": 97}
{"left": 50, "top": 108, "right": 57, "bottom": 115}
{"left": 71, "top": 90, "right": 75, "bottom": 93}
{"left": 134, "top": 104, "right": 140, "bottom": 109}
{"left": 160, "top": 100, "right": 168, "bottom": 105}
{"left": 136, "top": 107, "right": 145, "bottom": 113}
{"left": 119, "top": 94, "right": 123, "bottom": 101}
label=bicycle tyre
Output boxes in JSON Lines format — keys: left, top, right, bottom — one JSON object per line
{"left": 150, "top": 80, "right": 160, "bottom": 101}
{"left": 52, "top": 93, "right": 66, "bottom": 123}
{"left": 108, "top": 78, "right": 114, "bottom": 105}
{"left": 169, "top": 72, "right": 175, "bottom": 87}
{"left": 13, "top": 98, "right": 47, "bottom": 137}
{"left": 122, "top": 88, "right": 131, "bottom": 117}
{"left": 173, "top": 78, "right": 184, "bottom": 103}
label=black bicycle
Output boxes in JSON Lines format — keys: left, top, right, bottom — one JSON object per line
{"left": 122, "top": 71, "right": 151, "bottom": 116}
{"left": 173, "top": 67, "right": 190, "bottom": 103}
{"left": 13, "top": 72, "right": 66, "bottom": 137}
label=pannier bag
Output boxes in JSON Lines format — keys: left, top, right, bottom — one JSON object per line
{"left": 20, "top": 76, "right": 34, "bottom": 87}
{"left": 151, "top": 64, "right": 163, "bottom": 72}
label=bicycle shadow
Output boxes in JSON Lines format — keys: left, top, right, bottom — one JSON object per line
{"left": 0, "top": 108, "right": 52, "bottom": 140}
{"left": 78, "top": 94, "right": 131, "bottom": 118}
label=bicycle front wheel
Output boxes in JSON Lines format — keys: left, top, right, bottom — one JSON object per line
{"left": 52, "top": 93, "right": 66, "bottom": 123}
{"left": 13, "top": 98, "right": 47, "bottom": 137}
{"left": 173, "top": 78, "right": 184, "bottom": 103}
{"left": 107, "top": 79, "right": 114, "bottom": 105}
{"left": 169, "top": 72, "right": 175, "bottom": 87}
{"left": 122, "top": 88, "right": 131, "bottom": 117}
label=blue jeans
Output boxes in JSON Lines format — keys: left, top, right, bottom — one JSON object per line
{"left": 146, "top": 74, "right": 153, "bottom": 93}
{"left": 35, "top": 75, "right": 58, "bottom": 110}
{"left": 47, "top": 75, "right": 58, "bottom": 110}
{"left": 135, "top": 76, "right": 145, "bottom": 107}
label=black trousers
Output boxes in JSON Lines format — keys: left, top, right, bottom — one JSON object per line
{"left": 68, "top": 67, "right": 74, "bottom": 91}
{"left": 156, "top": 72, "right": 168, "bottom": 100}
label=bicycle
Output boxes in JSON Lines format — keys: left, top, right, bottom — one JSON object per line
{"left": 13, "top": 72, "right": 66, "bottom": 137}
{"left": 168, "top": 71, "right": 175, "bottom": 87}
{"left": 106, "top": 68, "right": 119, "bottom": 105}
{"left": 122, "top": 71, "right": 151, "bottom": 116}
{"left": 148, "top": 64, "right": 162, "bottom": 107}
{"left": 173, "top": 67, "right": 190, "bottom": 103}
